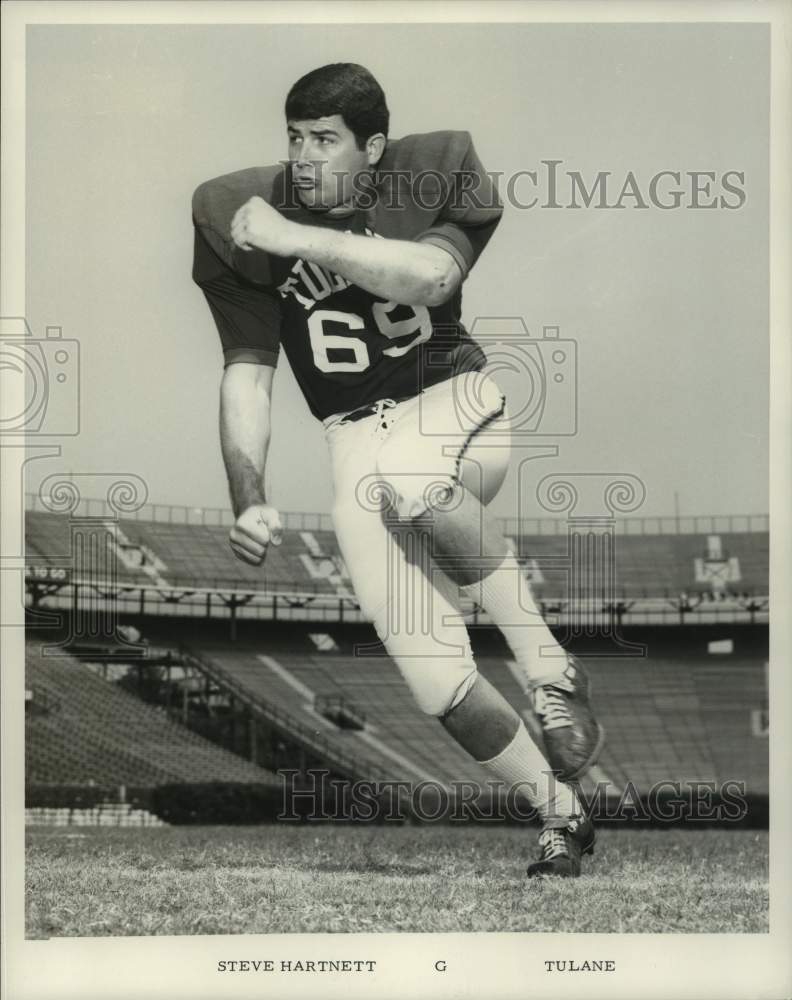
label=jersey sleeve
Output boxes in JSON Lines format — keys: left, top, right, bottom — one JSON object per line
{"left": 192, "top": 182, "right": 282, "bottom": 368}
{"left": 414, "top": 133, "right": 503, "bottom": 278}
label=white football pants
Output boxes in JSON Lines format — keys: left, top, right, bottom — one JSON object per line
{"left": 324, "top": 369, "right": 511, "bottom": 716}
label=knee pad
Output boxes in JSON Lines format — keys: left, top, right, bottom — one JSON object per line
{"left": 369, "top": 609, "right": 478, "bottom": 717}
{"left": 394, "top": 649, "right": 478, "bottom": 717}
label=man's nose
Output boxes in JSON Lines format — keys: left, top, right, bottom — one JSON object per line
{"left": 294, "top": 143, "right": 320, "bottom": 169}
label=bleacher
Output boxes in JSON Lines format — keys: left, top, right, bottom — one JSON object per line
{"left": 176, "top": 632, "right": 489, "bottom": 787}
{"left": 25, "top": 640, "right": 278, "bottom": 788}
{"left": 138, "top": 619, "right": 768, "bottom": 799}
{"left": 24, "top": 501, "right": 769, "bottom": 822}
{"left": 23, "top": 618, "right": 768, "bottom": 817}
{"left": 25, "top": 509, "right": 769, "bottom": 598}
{"left": 25, "top": 510, "right": 71, "bottom": 562}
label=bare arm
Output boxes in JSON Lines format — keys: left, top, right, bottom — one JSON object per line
{"left": 230, "top": 197, "right": 462, "bottom": 307}
{"left": 220, "top": 362, "right": 274, "bottom": 516}
{"left": 220, "top": 363, "right": 282, "bottom": 564}
{"left": 290, "top": 226, "right": 461, "bottom": 307}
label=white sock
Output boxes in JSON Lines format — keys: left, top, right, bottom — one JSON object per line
{"left": 478, "top": 722, "right": 579, "bottom": 821}
{"left": 461, "top": 550, "right": 567, "bottom": 688}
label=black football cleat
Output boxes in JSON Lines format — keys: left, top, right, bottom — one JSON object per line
{"left": 526, "top": 815, "right": 596, "bottom": 879}
{"left": 529, "top": 655, "right": 606, "bottom": 781}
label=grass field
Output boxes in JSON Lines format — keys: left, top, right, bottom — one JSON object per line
{"left": 26, "top": 823, "right": 768, "bottom": 937}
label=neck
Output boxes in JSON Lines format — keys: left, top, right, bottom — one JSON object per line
{"left": 325, "top": 202, "right": 357, "bottom": 218}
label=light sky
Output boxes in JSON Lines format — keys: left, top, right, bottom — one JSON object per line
{"left": 24, "top": 22, "right": 769, "bottom": 522}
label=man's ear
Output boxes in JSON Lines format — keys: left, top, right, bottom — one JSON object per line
{"left": 366, "top": 133, "right": 387, "bottom": 167}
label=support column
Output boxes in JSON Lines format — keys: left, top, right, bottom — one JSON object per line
{"left": 535, "top": 473, "right": 647, "bottom": 657}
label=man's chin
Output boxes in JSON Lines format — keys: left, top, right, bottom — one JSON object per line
{"left": 295, "top": 188, "right": 354, "bottom": 217}
{"left": 296, "top": 188, "right": 329, "bottom": 211}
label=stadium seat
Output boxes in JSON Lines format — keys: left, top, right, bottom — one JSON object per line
{"left": 25, "top": 640, "right": 278, "bottom": 787}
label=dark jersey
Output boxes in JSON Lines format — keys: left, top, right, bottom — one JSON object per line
{"left": 192, "top": 131, "right": 502, "bottom": 421}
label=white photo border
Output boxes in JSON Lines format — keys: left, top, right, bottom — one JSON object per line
{"left": 1, "top": 3, "right": 790, "bottom": 999}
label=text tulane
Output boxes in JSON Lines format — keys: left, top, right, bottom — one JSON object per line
{"left": 545, "top": 959, "right": 616, "bottom": 972}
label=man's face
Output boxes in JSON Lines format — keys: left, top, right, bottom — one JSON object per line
{"left": 286, "top": 115, "right": 371, "bottom": 214}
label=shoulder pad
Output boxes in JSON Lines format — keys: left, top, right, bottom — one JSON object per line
{"left": 192, "top": 164, "right": 288, "bottom": 232}
{"left": 379, "top": 131, "right": 473, "bottom": 174}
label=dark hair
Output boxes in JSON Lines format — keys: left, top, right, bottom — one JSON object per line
{"left": 285, "top": 63, "right": 389, "bottom": 148}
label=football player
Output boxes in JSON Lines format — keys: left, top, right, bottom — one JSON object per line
{"left": 193, "top": 63, "right": 603, "bottom": 877}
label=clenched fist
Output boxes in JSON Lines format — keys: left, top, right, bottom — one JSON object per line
{"left": 229, "top": 504, "right": 283, "bottom": 566}
{"left": 230, "top": 196, "right": 299, "bottom": 256}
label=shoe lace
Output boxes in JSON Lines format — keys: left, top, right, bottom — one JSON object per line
{"left": 538, "top": 827, "right": 569, "bottom": 861}
{"left": 373, "top": 398, "right": 398, "bottom": 432}
{"left": 375, "top": 398, "right": 397, "bottom": 417}
{"left": 533, "top": 685, "right": 572, "bottom": 729}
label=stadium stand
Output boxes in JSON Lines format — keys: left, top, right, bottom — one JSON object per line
{"left": 25, "top": 509, "right": 769, "bottom": 598}
{"left": 482, "top": 631, "right": 768, "bottom": 797}
{"left": 691, "top": 660, "right": 768, "bottom": 795}
{"left": 172, "top": 628, "right": 489, "bottom": 787}
{"left": 24, "top": 501, "right": 769, "bottom": 824}
{"left": 135, "top": 618, "right": 768, "bottom": 800}
{"left": 25, "top": 511, "right": 71, "bottom": 562}
{"left": 25, "top": 639, "right": 278, "bottom": 787}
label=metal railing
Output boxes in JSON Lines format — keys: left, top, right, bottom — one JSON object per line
{"left": 314, "top": 694, "right": 367, "bottom": 730}
{"left": 500, "top": 513, "right": 769, "bottom": 536}
{"left": 179, "top": 647, "right": 396, "bottom": 787}
{"left": 25, "top": 492, "right": 769, "bottom": 536}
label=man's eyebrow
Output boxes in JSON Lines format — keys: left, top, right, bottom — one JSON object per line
{"left": 287, "top": 125, "right": 340, "bottom": 137}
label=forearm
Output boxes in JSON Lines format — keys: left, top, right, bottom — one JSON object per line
{"left": 291, "top": 227, "right": 459, "bottom": 307}
{"left": 219, "top": 367, "right": 272, "bottom": 517}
